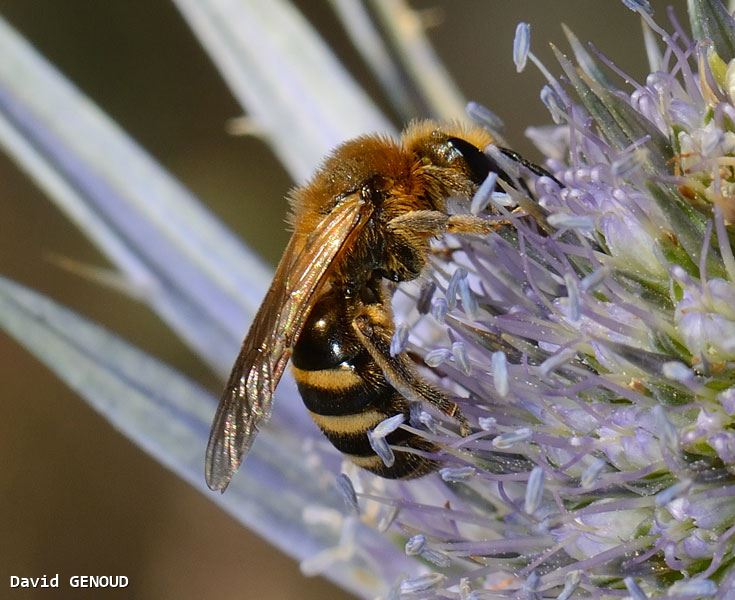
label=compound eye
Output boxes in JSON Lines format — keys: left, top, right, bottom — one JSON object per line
{"left": 446, "top": 137, "right": 494, "bottom": 185}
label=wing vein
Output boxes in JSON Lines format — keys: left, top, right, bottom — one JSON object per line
{"left": 205, "top": 194, "right": 372, "bottom": 491}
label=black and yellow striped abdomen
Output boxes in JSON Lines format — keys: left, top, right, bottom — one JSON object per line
{"left": 291, "top": 293, "right": 435, "bottom": 478}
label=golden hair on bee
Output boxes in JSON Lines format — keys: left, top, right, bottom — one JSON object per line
{"left": 286, "top": 133, "right": 408, "bottom": 236}
{"left": 205, "top": 119, "right": 547, "bottom": 492}
{"left": 287, "top": 120, "right": 494, "bottom": 234}
{"left": 400, "top": 119, "right": 494, "bottom": 159}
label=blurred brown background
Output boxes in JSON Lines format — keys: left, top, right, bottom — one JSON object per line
{"left": 0, "top": 1, "right": 685, "bottom": 599}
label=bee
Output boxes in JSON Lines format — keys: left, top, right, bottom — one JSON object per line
{"left": 205, "top": 120, "right": 547, "bottom": 492}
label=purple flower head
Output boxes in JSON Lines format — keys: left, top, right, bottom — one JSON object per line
{"left": 310, "top": 3, "right": 735, "bottom": 597}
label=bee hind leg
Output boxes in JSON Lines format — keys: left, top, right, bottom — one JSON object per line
{"left": 352, "top": 311, "right": 470, "bottom": 435}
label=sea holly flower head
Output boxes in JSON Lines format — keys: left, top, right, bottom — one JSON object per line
{"left": 325, "top": 2, "right": 735, "bottom": 598}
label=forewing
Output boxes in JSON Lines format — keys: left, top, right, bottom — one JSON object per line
{"left": 205, "top": 193, "right": 371, "bottom": 491}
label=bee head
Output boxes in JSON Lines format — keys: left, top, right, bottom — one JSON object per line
{"left": 444, "top": 136, "right": 493, "bottom": 185}
{"left": 401, "top": 121, "right": 498, "bottom": 194}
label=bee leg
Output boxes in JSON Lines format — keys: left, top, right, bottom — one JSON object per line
{"left": 386, "top": 210, "right": 449, "bottom": 236}
{"left": 352, "top": 312, "right": 471, "bottom": 435}
{"left": 445, "top": 214, "right": 505, "bottom": 235}
{"left": 429, "top": 209, "right": 526, "bottom": 260}
{"left": 387, "top": 210, "right": 509, "bottom": 239}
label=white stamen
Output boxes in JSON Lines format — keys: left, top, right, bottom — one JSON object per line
{"left": 513, "top": 22, "right": 531, "bottom": 73}
{"left": 431, "top": 297, "right": 448, "bottom": 323}
{"left": 390, "top": 323, "right": 409, "bottom": 356}
{"left": 404, "top": 534, "right": 426, "bottom": 556}
{"left": 466, "top": 101, "right": 505, "bottom": 131}
{"left": 439, "top": 466, "right": 476, "bottom": 482}
{"left": 524, "top": 466, "right": 545, "bottom": 514}
{"left": 372, "top": 413, "right": 405, "bottom": 439}
{"left": 446, "top": 268, "right": 467, "bottom": 311}
{"left": 539, "top": 348, "right": 577, "bottom": 376}
{"left": 335, "top": 474, "right": 359, "bottom": 513}
{"left": 452, "top": 341, "right": 472, "bottom": 375}
{"left": 540, "top": 85, "right": 566, "bottom": 124}
{"left": 459, "top": 277, "right": 479, "bottom": 319}
{"left": 367, "top": 431, "right": 395, "bottom": 467}
{"left": 493, "top": 427, "right": 533, "bottom": 449}
{"left": 421, "top": 548, "right": 451, "bottom": 568}
{"left": 547, "top": 212, "right": 595, "bottom": 230}
{"left": 478, "top": 416, "right": 497, "bottom": 431}
{"left": 662, "top": 361, "right": 693, "bottom": 383}
{"left": 399, "top": 573, "right": 446, "bottom": 594}
{"left": 669, "top": 579, "right": 717, "bottom": 597}
{"left": 490, "top": 191, "right": 515, "bottom": 207}
{"left": 470, "top": 171, "right": 497, "bottom": 215}
{"left": 491, "top": 351, "right": 509, "bottom": 397}
{"left": 564, "top": 272, "right": 581, "bottom": 322}
{"left": 425, "top": 348, "right": 451, "bottom": 367}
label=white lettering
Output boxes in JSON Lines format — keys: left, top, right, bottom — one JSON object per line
{"left": 8, "top": 574, "right": 58, "bottom": 588}
{"left": 69, "top": 575, "right": 128, "bottom": 588}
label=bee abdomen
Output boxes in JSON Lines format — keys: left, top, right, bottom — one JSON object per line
{"left": 348, "top": 439, "right": 437, "bottom": 479}
{"left": 308, "top": 409, "right": 387, "bottom": 456}
{"left": 292, "top": 293, "right": 437, "bottom": 479}
{"left": 292, "top": 359, "right": 391, "bottom": 415}
{"left": 294, "top": 362, "right": 438, "bottom": 478}
{"left": 307, "top": 404, "right": 438, "bottom": 479}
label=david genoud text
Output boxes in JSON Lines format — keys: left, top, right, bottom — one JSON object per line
{"left": 10, "top": 574, "right": 129, "bottom": 589}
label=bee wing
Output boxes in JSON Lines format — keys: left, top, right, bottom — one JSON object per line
{"left": 205, "top": 193, "right": 372, "bottom": 492}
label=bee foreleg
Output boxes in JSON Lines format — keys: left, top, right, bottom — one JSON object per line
{"left": 352, "top": 311, "right": 471, "bottom": 435}
{"left": 387, "top": 210, "right": 506, "bottom": 238}
{"left": 387, "top": 210, "right": 449, "bottom": 236}
{"left": 445, "top": 214, "right": 509, "bottom": 235}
